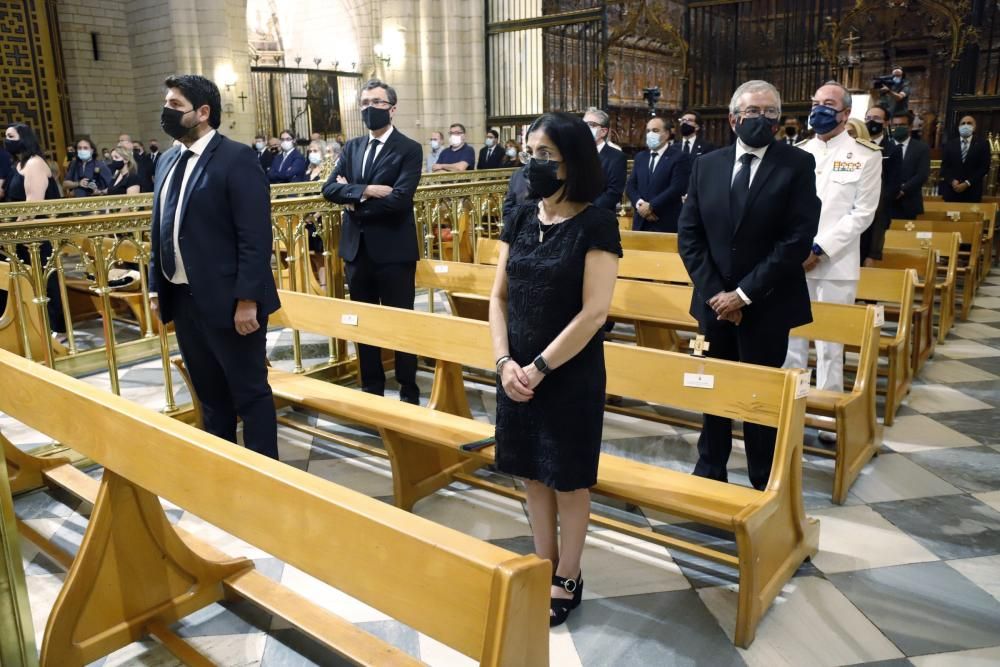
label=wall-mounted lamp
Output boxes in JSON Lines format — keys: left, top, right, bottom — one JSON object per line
{"left": 374, "top": 43, "right": 391, "bottom": 68}
{"left": 219, "top": 65, "right": 238, "bottom": 91}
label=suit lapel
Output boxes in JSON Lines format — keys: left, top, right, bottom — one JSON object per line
{"left": 353, "top": 136, "right": 367, "bottom": 181}
{"left": 370, "top": 131, "right": 396, "bottom": 178}
{"left": 734, "top": 145, "right": 774, "bottom": 235}
{"left": 177, "top": 133, "right": 222, "bottom": 231}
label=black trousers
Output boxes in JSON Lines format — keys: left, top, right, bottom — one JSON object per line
{"left": 170, "top": 285, "right": 278, "bottom": 459}
{"left": 692, "top": 315, "right": 790, "bottom": 490}
{"left": 344, "top": 237, "right": 419, "bottom": 402}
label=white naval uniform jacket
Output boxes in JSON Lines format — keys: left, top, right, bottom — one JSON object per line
{"left": 798, "top": 130, "right": 882, "bottom": 281}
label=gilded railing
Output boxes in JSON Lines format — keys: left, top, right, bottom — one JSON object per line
{"left": 0, "top": 177, "right": 513, "bottom": 411}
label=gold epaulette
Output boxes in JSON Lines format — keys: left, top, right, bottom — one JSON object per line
{"left": 854, "top": 137, "right": 882, "bottom": 152}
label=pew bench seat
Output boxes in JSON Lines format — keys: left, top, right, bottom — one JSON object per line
{"left": 265, "top": 291, "right": 820, "bottom": 647}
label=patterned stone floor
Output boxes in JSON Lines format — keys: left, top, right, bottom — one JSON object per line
{"left": 7, "top": 277, "right": 1000, "bottom": 666}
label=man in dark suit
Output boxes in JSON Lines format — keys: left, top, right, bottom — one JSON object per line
{"left": 148, "top": 74, "right": 280, "bottom": 459}
{"left": 322, "top": 79, "right": 423, "bottom": 404}
{"left": 939, "top": 114, "right": 991, "bottom": 203}
{"left": 678, "top": 79, "right": 820, "bottom": 490}
{"left": 253, "top": 133, "right": 274, "bottom": 173}
{"left": 780, "top": 116, "right": 803, "bottom": 145}
{"left": 625, "top": 116, "right": 691, "bottom": 232}
{"left": 676, "top": 110, "right": 716, "bottom": 159}
{"left": 583, "top": 106, "right": 627, "bottom": 212}
{"left": 888, "top": 111, "right": 930, "bottom": 220}
{"left": 476, "top": 129, "right": 504, "bottom": 170}
{"left": 268, "top": 129, "right": 307, "bottom": 183}
{"left": 861, "top": 103, "right": 902, "bottom": 264}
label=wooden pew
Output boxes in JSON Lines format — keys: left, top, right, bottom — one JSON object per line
{"left": 873, "top": 248, "right": 936, "bottom": 371}
{"left": 415, "top": 260, "right": 879, "bottom": 504}
{"left": 855, "top": 268, "right": 917, "bottom": 425}
{"left": 883, "top": 230, "right": 961, "bottom": 343}
{"left": 476, "top": 238, "right": 691, "bottom": 283}
{"left": 890, "top": 220, "right": 980, "bottom": 320}
{"left": 268, "top": 290, "right": 819, "bottom": 647}
{"left": 0, "top": 349, "right": 550, "bottom": 667}
{"left": 620, "top": 230, "right": 678, "bottom": 252}
{"left": 921, "top": 200, "right": 997, "bottom": 278}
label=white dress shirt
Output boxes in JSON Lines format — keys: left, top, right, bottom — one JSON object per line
{"left": 362, "top": 125, "right": 393, "bottom": 178}
{"left": 897, "top": 136, "right": 910, "bottom": 160}
{"left": 732, "top": 139, "right": 769, "bottom": 186}
{"left": 160, "top": 129, "right": 216, "bottom": 285}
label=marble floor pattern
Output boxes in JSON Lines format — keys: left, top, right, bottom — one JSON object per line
{"left": 8, "top": 276, "right": 1000, "bottom": 667}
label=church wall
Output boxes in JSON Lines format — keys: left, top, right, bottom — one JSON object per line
{"left": 377, "top": 0, "right": 486, "bottom": 161}
{"left": 56, "top": 0, "right": 140, "bottom": 151}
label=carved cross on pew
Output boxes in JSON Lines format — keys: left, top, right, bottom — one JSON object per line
{"left": 905, "top": 220, "right": 916, "bottom": 231}
{"left": 238, "top": 91, "right": 248, "bottom": 112}
{"left": 689, "top": 335, "right": 710, "bottom": 357}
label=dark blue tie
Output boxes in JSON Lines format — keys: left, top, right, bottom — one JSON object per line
{"left": 159, "top": 150, "right": 195, "bottom": 280}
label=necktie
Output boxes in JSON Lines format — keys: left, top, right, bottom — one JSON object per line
{"left": 730, "top": 153, "right": 755, "bottom": 223}
{"left": 961, "top": 139, "right": 969, "bottom": 162}
{"left": 159, "top": 150, "right": 195, "bottom": 280}
{"left": 363, "top": 138, "right": 380, "bottom": 180}
{"left": 649, "top": 151, "right": 658, "bottom": 174}
{"left": 683, "top": 140, "right": 691, "bottom": 156}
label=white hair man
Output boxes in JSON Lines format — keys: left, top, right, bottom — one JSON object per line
{"left": 784, "top": 81, "right": 881, "bottom": 443}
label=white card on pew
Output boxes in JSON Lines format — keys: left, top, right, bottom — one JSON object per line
{"left": 795, "top": 370, "right": 811, "bottom": 399}
{"left": 341, "top": 313, "right": 359, "bottom": 326}
{"left": 683, "top": 372, "right": 714, "bottom": 389}
{"left": 434, "top": 264, "right": 449, "bottom": 273}
{"left": 916, "top": 231, "right": 933, "bottom": 239}
{"left": 874, "top": 304, "right": 885, "bottom": 327}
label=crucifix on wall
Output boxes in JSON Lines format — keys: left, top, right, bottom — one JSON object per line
{"left": 238, "top": 91, "right": 248, "bottom": 112}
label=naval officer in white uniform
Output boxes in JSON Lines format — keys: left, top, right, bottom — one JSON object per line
{"left": 785, "top": 81, "right": 881, "bottom": 441}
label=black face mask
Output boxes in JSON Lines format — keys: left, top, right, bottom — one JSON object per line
{"left": 866, "top": 120, "right": 884, "bottom": 136}
{"left": 133, "top": 147, "right": 141, "bottom": 156}
{"left": 361, "top": 106, "right": 391, "bottom": 131}
{"left": 524, "top": 158, "right": 564, "bottom": 199}
{"left": 784, "top": 126, "right": 797, "bottom": 137}
{"left": 4, "top": 139, "right": 24, "bottom": 155}
{"left": 110, "top": 160, "right": 125, "bottom": 171}
{"left": 149, "top": 144, "right": 159, "bottom": 153}
{"left": 734, "top": 116, "right": 777, "bottom": 149}
{"left": 67, "top": 150, "right": 76, "bottom": 158}
{"left": 679, "top": 123, "right": 696, "bottom": 137}
{"left": 160, "top": 106, "right": 196, "bottom": 141}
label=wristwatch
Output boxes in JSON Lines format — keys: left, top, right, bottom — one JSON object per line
{"left": 532, "top": 354, "right": 551, "bottom": 375}
{"left": 811, "top": 243, "right": 825, "bottom": 256}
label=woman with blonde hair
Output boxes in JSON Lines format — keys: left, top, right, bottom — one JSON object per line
{"left": 103, "top": 145, "right": 141, "bottom": 195}
{"left": 304, "top": 140, "right": 332, "bottom": 286}
{"left": 845, "top": 117, "right": 871, "bottom": 141}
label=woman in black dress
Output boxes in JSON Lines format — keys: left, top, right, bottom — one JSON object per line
{"left": 489, "top": 112, "right": 621, "bottom": 626}
{"left": 102, "top": 145, "right": 141, "bottom": 196}
{"left": 3, "top": 123, "right": 67, "bottom": 337}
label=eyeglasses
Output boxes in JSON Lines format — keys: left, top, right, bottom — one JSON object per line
{"left": 584, "top": 121, "right": 606, "bottom": 129}
{"left": 518, "top": 150, "right": 561, "bottom": 165}
{"left": 359, "top": 99, "right": 392, "bottom": 109}
{"left": 738, "top": 107, "right": 781, "bottom": 120}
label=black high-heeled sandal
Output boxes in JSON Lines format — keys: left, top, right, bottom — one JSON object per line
{"left": 549, "top": 572, "right": 583, "bottom": 627}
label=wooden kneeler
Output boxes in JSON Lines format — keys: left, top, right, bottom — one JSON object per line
{"left": 41, "top": 471, "right": 253, "bottom": 666}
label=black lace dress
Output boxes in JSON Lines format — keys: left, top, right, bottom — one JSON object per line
{"left": 495, "top": 203, "right": 622, "bottom": 491}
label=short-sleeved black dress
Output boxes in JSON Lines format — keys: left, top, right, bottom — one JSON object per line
{"left": 495, "top": 203, "right": 622, "bottom": 491}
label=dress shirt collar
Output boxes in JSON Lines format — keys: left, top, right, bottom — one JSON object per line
{"left": 596, "top": 141, "right": 606, "bottom": 153}
{"left": 369, "top": 125, "right": 394, "bottom": 145}
{"left": 734, "top": 137, "right": 770, "bottom": 163}
{"left": 650, "top": 142, "right": 668, "bottom": 157}
{"left": 186, "top": 129, "right": 216, "bottom": 157}
{"left": 898, "top": 136, "right": 911, "bottom": 150}
{"left": 817, "top": 128, "right": 852, "bottom": 149}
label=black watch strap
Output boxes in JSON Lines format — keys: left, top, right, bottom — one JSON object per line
{"left": 533, "top": 354, "right": 551, "bottom": 375}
